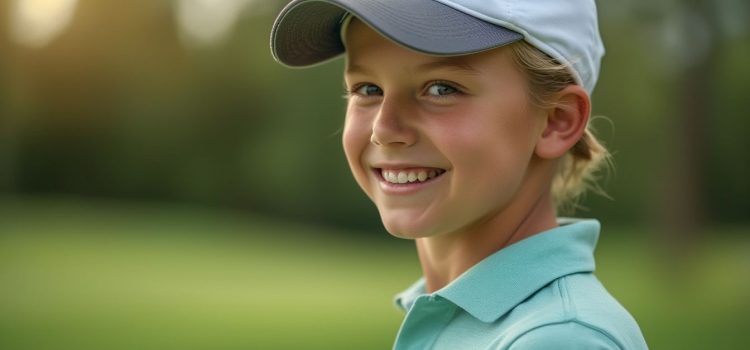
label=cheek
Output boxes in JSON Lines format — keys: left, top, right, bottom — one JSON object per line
{"left": 342, "top": 110, "right": 372, "bottom": 181}
{"left": 443, "top": 101, "right": 539, "bottom": 185}
{"left": 440, "top": 101, "right": 536, "bottom": 153}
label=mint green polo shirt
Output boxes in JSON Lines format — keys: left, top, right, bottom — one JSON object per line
{"left": 393, "top": 219, "right": 648, "bottom": 350}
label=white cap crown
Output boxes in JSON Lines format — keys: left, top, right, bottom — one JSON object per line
{"left": 435, "top": 0, "right": 605, "bottom": 93}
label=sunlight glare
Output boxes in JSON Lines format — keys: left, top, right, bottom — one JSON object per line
{"left": 9, "top": 0, "right": 79, "bottom": 48}
{"left": 175, "top": 0, "right": 258, "bottom": 48}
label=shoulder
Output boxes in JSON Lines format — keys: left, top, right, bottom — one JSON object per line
{"left": 508, "top": 321, "right": 621, "bottom": 349}
{"left": 559, "top": 273, "right": 647, "bottom": 348}
{"left": 498, "top": 273, "right": 648, "bottom": 349}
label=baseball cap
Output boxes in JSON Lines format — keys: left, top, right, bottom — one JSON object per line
{"left": 270, "top": 0, "right": 605, "bottom": 94}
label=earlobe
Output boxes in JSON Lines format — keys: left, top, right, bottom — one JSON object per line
{"left": 535, "top": 85, "right": 590, "bottom": 159}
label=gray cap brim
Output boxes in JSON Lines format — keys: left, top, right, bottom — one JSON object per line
{"left": 271, "top": 0, "right": 524, "bottom": 67}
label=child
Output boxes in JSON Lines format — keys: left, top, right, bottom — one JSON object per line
{"left": 271, "top": 0, "right": 648, "bottom": 349}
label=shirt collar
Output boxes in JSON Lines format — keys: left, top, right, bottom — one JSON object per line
{"left": 394, "top": 219, "right": 600, "bottom": 323}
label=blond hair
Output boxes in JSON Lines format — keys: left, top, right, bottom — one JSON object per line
{"left": 509, "top": 41, "right": 611, "bottom": 213}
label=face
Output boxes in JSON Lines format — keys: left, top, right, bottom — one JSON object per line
{"left": 342, "top": 19, "right": 547, "bottom": 239}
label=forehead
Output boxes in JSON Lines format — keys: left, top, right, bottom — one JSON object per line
{"left": 343, "top": 18, "right": 515, "bottom": 75}
{"left": 343, "top": 18, "right": 388, "bottom": 55}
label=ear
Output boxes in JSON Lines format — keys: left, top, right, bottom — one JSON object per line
{"left": 535, "top": 85, "right": 590, "bottom": 159}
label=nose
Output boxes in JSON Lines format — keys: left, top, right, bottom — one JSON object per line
{"left": 370, "top": 96, "right": 417, "bottom": 147}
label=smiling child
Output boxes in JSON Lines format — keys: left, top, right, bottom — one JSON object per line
{"left": 271, "top": 0, "right": 648, "bottom": 349}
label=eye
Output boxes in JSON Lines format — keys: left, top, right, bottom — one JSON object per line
{"left": 353, "top": 84, "right": 383, "bottom": 97}
{"left": 426, "top": 82, "right": 458, "bottom": 97}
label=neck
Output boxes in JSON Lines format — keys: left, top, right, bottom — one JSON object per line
{"left": 415, "top": 168, "right": 558, "bottom": 293}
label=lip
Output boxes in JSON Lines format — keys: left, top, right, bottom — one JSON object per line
{"left": 371, "top": 165, "right": 447, "bottom": 195}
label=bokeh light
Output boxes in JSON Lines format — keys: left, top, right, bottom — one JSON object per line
{"left": 9, "top": 0, "right": 79, "bottom": 47}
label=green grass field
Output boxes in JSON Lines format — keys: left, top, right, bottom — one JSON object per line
{"left": 1, "top": 197, "right": 748, "bottom": 349}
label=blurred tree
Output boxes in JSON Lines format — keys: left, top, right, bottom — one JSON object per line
{"left": 661, "top": 0, "right": 717, "bottom": 254}
{"left": 621, "top": 0, "right": 750, "bottom": 264}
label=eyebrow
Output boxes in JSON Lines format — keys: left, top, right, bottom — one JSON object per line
{"left": 345, "top": 58, "right": 482, "bottom": 76}
{"left": 415, "top": 58, "right": 483, "bottom": 76}
{"left": 345, "top": 63, "right": 372, "bottom": 76}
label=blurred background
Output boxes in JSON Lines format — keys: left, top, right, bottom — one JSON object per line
{"left": 0, "top": 0, "right": 748, "bottom": 349}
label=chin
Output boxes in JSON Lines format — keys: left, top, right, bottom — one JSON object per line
{"left": 380, "top": 216, "right": 440, "bottom": 240}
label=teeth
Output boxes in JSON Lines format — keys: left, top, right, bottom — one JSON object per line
{"left": 407, "top": 172, "right": 417, "bottom": 183}
{"left": 381, "top": 169, "right": 444, "bottom": 184}
{"left": 397, "top": 172, "right": 408, "bottom": 184}
{"left": 387, "top": 171, "right": 397, "bottom": 183}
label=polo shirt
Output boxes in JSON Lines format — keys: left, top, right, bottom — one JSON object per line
{"left": 393, "top": 219, "right": 648, "bottom": 350}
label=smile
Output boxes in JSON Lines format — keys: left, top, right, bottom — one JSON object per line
{"left": 378, "top": 168, "right": 446, "bottom": 184}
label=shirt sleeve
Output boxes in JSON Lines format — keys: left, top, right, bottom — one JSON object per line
{"left": 508, "top": 322, "right": 623, "bottom": 350}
